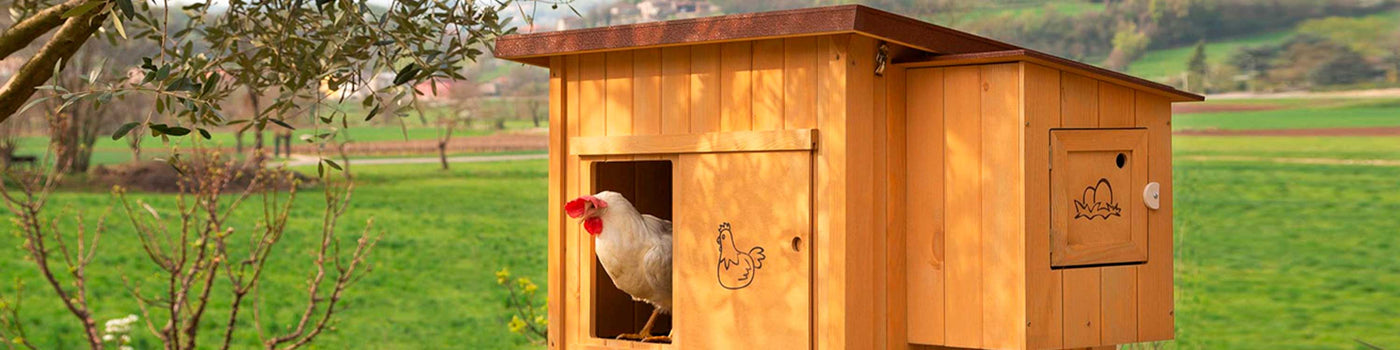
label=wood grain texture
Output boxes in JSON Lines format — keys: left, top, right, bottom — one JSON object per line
{"left": 846, "top": 35, "right": 879, "bottom": 349}
{"left": 1097, "top": 81, "right": 1134, "bottom": 128}
{"left": 942, "top": 65, "right": 983, "bottom": 349}
{"left": 815, "top": 34, "right": 849, "bottom": 350}
{"left": 660, "top": 47, "right": 691, "bottom": 135}
{"left": 674, "top": 151, "right": 812, "bottom": 349}
{"left": 1063, "top": 267, "right": 1102, "bottom": 348}
{"left": 581, "top": 54, "right": 607, "bottom": 137}
{"left": 606, "top": 51, "right": 634, "bottom": 137}
{"left": 632, "top": 48, "right": 662, "bottom": 135}
{"left": 904, "top": 67, "right": 946, "bottom": 346}
{"left": 784, "top": 37, "right": 818, "bottom": 130}
{"left": 753, "top": 39, "right": 785, "bottom": 131}
{"left": 1022, "top": 62, "right": 1064, "bottom": 350}
{"left": 720, "top": 41, "right": 753, "bottom": 132}
{"left": 1136, "top": 91, "right": 1175, "bottom": 341}
{"left": 884, "top": 65, "right": 909, "bottom": 350}
{"left": 564, "top": 55, "right": 582, "bottom": 347}
{"left": 689, "top": 44, "right": 720, "bottom": 134}
{"left": 1101, "top": 265, "right": 1138, "bottom": 344}
{"left": 548, "top": 56, "right": 566, "bottom": 350}
{"left": 1049, "top": 129, "right": 1150, "bottom": 267}
{"left": 1061, "top": 72, "right": 1098, "bottom": 128}
{"left": 570, "top": 129, "right": 816, "bottom": 156}
{"left": 979, "top": 63, "right": 1025, "bottom": 349}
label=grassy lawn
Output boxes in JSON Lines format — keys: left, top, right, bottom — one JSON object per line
{"left": 10, "top": 118, "right": 546, "bottom": 166}
{"left": 0, "top": 161, "right": 549, "bottom": 349}
{"left": 1175, "top": 98, "right": 1400, "bottom": 131}
{"left": 1128, "top": 10, "right": 1400, "bottom": 81}
{"left": 6, "top": 137, "right": 1399, "bottom": 348}
{"left": 1128, "top": 30, "right": 1294, "bottom": 80}
{"left": 1172, "top": 152, "right": 1400, "bottom": 348}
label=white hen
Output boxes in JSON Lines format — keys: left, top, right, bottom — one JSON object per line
{"left": 565, "top": 191, "right": 672, "bottom": 342}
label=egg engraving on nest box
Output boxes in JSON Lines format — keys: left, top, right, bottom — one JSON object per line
{"left": 1074, "top": 178, "right": 1123, "bottom": 220}
{"left": 715, "top": 222, "right": 766, "bottom": 290}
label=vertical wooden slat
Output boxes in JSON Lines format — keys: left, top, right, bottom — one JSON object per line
{"left": 1102, "top": 266, "right": 1139, "bottom": 344}
{"left": 980, "top": 63, "right": 1025, "bottom": 349}
{"left": 815, "top": 34, "right": 849, "bottom": 350}
{"left": 1061, "top": 72, "right": 1098, "bottom": 128}
{"left": 885, "top": 65, "right": 909, "bottom": 350}
{"left": 605, "top": 51, "right": 633, "bottom": 137}
{"left": 1098, "top": 82, "right": 1135, "bottom": 127}
{"left": 563, "top": 54, "right": 581, "bottom": 347}
{"left": 942, "top": 65, "right": 983, "bottom": 349}
{"left": 580, "top": 53, "right": 606, "bottom": 137}
{"left": 1024, "top": 62, "right": 1064, "bottom": 350}
{"left": 633, "top": 48, "right": 662, "bottom": 135}
{"left": 690, "top": 44, "right": 720, "bottom": 133}
{"left": 1101, "top": 80, "right": 1138, "bottom": 345}
{"left": 1136, "top": 91, "right": 1175, "bottom": 341}
{"left": 1062, "top": 71, "right": 1102, "bottom": 349}
{"left": 753, "top": 39, "right": 785, "bottom": 131}
{"left": 1063, "top": 268, "right": 1103, "bottom": 348}
{"left": 547, "top": 56, "right": 566, "bottom": 350}
{"left": 847, "top": 35, "right": 879, "bottom": 349}
{"left": 720, "top": 41, "right": 753, "bottom": 132}
{"left": 784, "top": 37, "right": 818, "bottom": 130}
{"left": 905, "top": 67, "right": 946, "bottom": 346}
{"left": 661, "top": 47, "right": 691, "bottom": 135}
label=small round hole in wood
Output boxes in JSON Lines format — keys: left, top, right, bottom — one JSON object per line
{"left": 791, "top": 236, "right": 803, "bottom": 252}
{"left": 1116, "top": 153, "right": 1127, "bottom": 168}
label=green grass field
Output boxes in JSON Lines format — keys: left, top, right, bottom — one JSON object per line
{"left": 1127, "top": 10, "right": 1400, "bottom": 81}
{"left": 5, "top": 96, "right": 1400, "bottom": 348}
{"left": 0, "top": 161, "right": 550, "bottom": 349}
{"left": 1175, "top": 98, "right": 1400, "bottom": 131}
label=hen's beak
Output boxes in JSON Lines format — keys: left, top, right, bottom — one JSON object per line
{"left": 565, "top": 195, "right": 608, "bottom": 218}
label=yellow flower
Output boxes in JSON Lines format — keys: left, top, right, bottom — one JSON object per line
{"left": 534, "top": 315, "right": 548, "bottom": 326}
{"left": 517, "top": 278, "right": 538, "bottom": 294}
{"left": 495, "top": 268, "right": 511, "bottom": 285}
{"left": 508, "top": 315, "right": 527, "bottom": 334}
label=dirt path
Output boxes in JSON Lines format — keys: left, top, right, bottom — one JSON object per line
{"left": 278, "top": 153, "right": 547, "bottom": 167}
{"left": 1175, "top": 126, "right": 1400, "bottom": 137}
{"left": 1208, "top": 88, "right": 1400, "bottom": 100}
{"left": 1181, "top": 155, "right": 1400, "bottom": 167}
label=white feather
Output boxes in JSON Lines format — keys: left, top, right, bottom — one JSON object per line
{"left": 591, "top": 191, "right": 673, "bottom": 312}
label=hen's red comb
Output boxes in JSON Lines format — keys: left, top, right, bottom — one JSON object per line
{"left": 564, "top": 195, "right": 607, "bottom": 218}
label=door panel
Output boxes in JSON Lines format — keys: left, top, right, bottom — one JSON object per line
{"left": 674, "top": 151, "right": 811, "bottom": 349}
{"left": 1050, "top": 129, "right": 1149, "bottom": 268}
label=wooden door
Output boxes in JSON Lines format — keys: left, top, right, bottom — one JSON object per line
{"left": 674, "top": 151, "right": 811, "bottom": 349}
{"left": 1050, "top": 129, "right": 1149, "bottom": 268}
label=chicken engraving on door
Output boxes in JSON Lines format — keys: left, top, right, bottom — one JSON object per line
{"left": 716, "top": 222, "right": 766, "bottom": 290}
{"left": 1074, "top": 178, "right": 1122, "bottom": 220}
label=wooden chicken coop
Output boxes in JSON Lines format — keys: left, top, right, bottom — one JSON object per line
{"left": 495, "top": 5, "right": 1202, "bottom": 350}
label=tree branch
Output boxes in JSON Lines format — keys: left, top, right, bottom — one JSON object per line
{"left": 0, "top": 0, "right": 87, "bottom": 59}
{"left": 0, "top": 7, "right": 106, "bottom": 123}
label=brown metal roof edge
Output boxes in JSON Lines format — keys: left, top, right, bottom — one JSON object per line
{"left": 494, "top": 5, "right": 862, "bottom": 62}
{"left": 494, "top": 5, "right": 1201, "bottom": 102}
{"left": 903, "top": 50, "right": 1205, "bottom": 102}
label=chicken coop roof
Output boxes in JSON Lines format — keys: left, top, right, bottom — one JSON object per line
{"left": 493, "top": 5, "right": 1203, "bottom": 102}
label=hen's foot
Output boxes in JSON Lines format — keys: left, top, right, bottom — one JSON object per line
{"left": 641, "top": 335, "right": 672, "bottom": 343}
{"left": 616, "top": 333, "right": 646, "bottom": 341}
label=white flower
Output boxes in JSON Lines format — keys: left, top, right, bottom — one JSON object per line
{"left": 102, "top": 335, "right": 114, "bottom": 341}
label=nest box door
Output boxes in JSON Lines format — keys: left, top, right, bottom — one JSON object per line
{"left": 674, "top": 151, "right": 811, "bottom": 349}
{"left": 1050, "top": 129, "right": 1149, "bottom": 268}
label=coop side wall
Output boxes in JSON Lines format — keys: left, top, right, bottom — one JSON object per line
{"left": 1021, "top": 62, "right": 1175, "bottom": 350}
{"left": 546, "top": 34, "right": 896, "bottom": 350}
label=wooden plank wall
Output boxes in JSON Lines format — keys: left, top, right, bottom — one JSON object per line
{"left": 901, "top": 63, "right": 1027, "bottom": 350}
{"left": 551, "top": 34, "right": 860, "bottom": 349}
{"left": 1024, "top": 66, "right": 1173, "bottom": 349}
